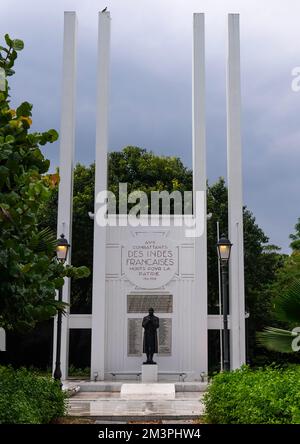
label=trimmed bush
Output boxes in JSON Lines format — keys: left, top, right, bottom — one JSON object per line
{"left": 0, "top": 366, "right": 67, "bottom": 424}
{"left": 204, "top": 365, "right": 300, "bottom": 424}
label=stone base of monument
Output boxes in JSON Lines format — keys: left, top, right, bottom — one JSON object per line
{"left": 141, "top": 364, "right": 158, "bottom": 382}
{"left": 120, "top": 383, "right": 175, "bottom": 400}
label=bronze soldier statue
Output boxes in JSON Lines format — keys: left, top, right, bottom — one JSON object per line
{"left": 142, "top": 308, "right": 159, "bottom": 364}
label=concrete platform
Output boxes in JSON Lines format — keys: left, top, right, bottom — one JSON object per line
{"left": 120, "top": 383, "right": 175, "bottom": 400}
{"left": 68, "top": 391, "right": 205, "bottom": 420}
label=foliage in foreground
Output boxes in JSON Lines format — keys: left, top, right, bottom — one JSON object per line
{"left": 0, "top": 35, "right": 89, "bottom": 331}
{"left": 0, "top": 366, "right": 67, "bottom": 424}
{"left": 204, "top": 366, "right": 300, "bottom": 424}
{"left": 257, "top": 278, "right": 300, "bottom": 353}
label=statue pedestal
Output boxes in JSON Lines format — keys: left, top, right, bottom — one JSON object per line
{"left": 120, "top": 383, "right": 175, "bottom": 400}
{"left": 141, "top": 364, "right": 158, "bottom": 383}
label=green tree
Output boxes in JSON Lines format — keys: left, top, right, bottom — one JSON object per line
{"left": 38, "top": 165, "right": 95, "bottom": 312}
{"left": 256, "top": 217, "right": 300, "bottom": 357}
{"left": 257, "top": 240, "right": 300, "bottom": 355}
{"left": 108, "top": 146, "right": 192, "bottom": 193}
{"left": 271, "top": 251, "right": 300, "bottom": 292}
{"left": 108, "top": 146, "right": 192, "bottom": 213}
{"left": 0, "top": 35, "right": 89, "bottom": 331}
{"left": 290, "top": 218, "right": 300, "bottom": 251}
{"left": 206, "top": 178, "right": 282, "bottom": 367}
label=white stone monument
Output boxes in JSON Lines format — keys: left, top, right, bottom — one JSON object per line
{"left": 54, "top": 11, "right": 246, "bottom": 381}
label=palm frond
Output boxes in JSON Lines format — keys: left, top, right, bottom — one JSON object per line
{"left": 274, "top": 280, "right": 300, "bottom": 324}
{"left": 29, "top": 227, "right": 56, "bottom": 255}
{"left": 257, "top": 327, "right": 298, "bottom": 353}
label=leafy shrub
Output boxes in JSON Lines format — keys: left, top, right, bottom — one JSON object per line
{"left": 204, "top": 365, "right": 300, "bottom": 424}
{"left": 0, "top": 366, "right": 67, "bottom": 423}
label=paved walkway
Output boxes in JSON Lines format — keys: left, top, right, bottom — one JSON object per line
{"left": 68, "top": 391, "right": 205, "bottom": 421}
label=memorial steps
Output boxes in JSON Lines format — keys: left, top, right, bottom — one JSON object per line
{"left": 65, "top": 380, "right": 206, "bottom": 421}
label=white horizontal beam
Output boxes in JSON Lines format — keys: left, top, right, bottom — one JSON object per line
{"left": 69, "top": 315, "right": 92, "bottom": 329}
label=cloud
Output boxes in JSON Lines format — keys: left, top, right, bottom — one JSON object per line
{"left": 1, "top": 0, "right": 300, "bottom": 251}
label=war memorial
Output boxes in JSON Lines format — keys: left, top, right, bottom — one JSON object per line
{"left": 54, "top": 10, "right": 246, "bottom": 383}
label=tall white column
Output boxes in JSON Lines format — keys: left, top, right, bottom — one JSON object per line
{"left": 90, "top": 10, "right": 111, "bottom": 380}
{"left": 226, "top": 13, "right": 246, "bottom": 369}
{"left": 192, "top": 13, "right": 208, "bottom": 379}
{"left": 0, "top": 328, "right": 6, "bottom": 351}
{"left": 53, "top": 11, "right": 78, "bottom": 380}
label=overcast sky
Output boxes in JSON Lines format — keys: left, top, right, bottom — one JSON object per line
{"left": 1, "top": 0, "right": 300, "bottom": 252}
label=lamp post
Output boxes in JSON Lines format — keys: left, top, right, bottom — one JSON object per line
{"left": 217, "top": 234, "right": 232, "bottom": 372}
{"left": 53, "top": 234, "right": 70, "bottom": 388}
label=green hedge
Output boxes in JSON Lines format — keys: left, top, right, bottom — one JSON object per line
{"left": 204, "top": 365, "right": 300, "bottom": 424}
{"left": 0, "top": 366, "right": 67, "bottom": 424}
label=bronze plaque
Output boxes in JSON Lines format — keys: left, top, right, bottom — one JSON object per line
{"left": 127, "top": 318, "right": 142, "bottom": 356}
{"left": 127, "top": 294, "right": 173, "bottom": 313}
{"left": 158, "top": 318, "right": 172, "bottom": 355}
